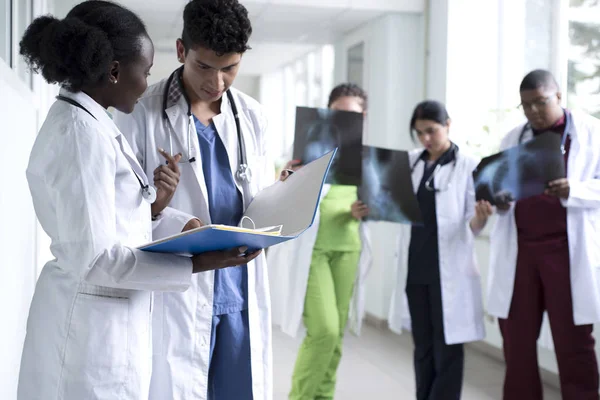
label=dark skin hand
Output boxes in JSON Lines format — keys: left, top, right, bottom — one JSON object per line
{"left": 494, "top": 191, "right": 514, "bottom": 211}
{"left": 180, "top": 217, "right": 262, "bottom": 274}
{"left": 279, "top": 159, "right": 303, "bottom": 181}
{"left": 191, "top": 247, "right": 262, "bottom": 274}
{"left": 351, "top": 200, "right": 369, "bottom": 219}
{"left": 545, "top": 178, "right": 570, "bottom": 199}
{"left": 494, "top": 177, "right": 570, "bottom": 210}
{"left": 151, "top": 148, "right": 182, "bottom": 217}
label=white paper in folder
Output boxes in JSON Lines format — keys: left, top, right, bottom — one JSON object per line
{"left": 240, "top": 149, "right": 336, "bottom": 237}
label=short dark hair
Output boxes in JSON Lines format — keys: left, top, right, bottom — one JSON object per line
{"left": 181, "top": 0, "right": 252, "bottom": 55}
{"left": 409, "top": 100, "right": 450, "bottom": 140}
{"left": 327, "top": 83, "right": 368, "bottom": 110}
{"left": 520, "top": 69, "right": 559, "bottom": 92}
{"left": 19, "top": 0, "right": 148, "bottom": 92}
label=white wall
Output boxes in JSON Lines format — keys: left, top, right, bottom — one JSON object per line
{"left": 334, "top": 12, "right": 425, "bottom": 320}
{"left": 0, "top": 1, "right": 56, "bottom": 397}
{"left": 234, "top": 75, "right": 261, "bottom": 100}
{"left": 0, "top": 56, "right": 44, "bottom": 400}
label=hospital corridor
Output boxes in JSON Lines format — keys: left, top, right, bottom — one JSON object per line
{"left": 2, "top": 0, "right": 600, "bottom": 399}
{"left": 271, "top": 324, "right": 562, "bottom": 399}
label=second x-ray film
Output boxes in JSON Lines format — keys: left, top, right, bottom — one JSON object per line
{"left": 359, "top": 146, "right": 423, "bottom": 225}
{"left": 473, "top": 131, "right": 566, "bottom": 205}
{"left": 293, "top": 106, "right": 363, "bottom": 186}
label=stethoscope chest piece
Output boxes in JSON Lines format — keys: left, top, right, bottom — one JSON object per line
{"left": 142, "top": 185, "right": 157, "bottom": 204}
{"left": 236, "top": 163, "right": 252, "bottom": 183}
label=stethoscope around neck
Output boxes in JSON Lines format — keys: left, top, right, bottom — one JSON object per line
{"left": 517, "top": 110, "right": 572, "bottom": 155}
{"left": 410, "top": 144, "right": 458, "bottom": 193}
{"left": 161, "top": 67, "right": 251, "bottom": 183}
{"left": 56, "top": 95, "right": 157, "bottom": 204}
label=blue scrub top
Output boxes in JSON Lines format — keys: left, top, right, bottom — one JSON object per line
{"left": 194, "top": 115, "right": 248, "bottom": 315}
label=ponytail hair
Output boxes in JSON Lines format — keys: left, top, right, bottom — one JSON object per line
{"left": 19, "top": 0, "right": 148, "bottom": 92}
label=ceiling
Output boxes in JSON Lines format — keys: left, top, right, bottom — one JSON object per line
{"left": 54, "top": 0, "right": 424, "bottom": 76}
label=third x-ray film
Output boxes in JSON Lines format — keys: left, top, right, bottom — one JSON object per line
{"left": 359, "top": 146, "right": 422, "bottom": 225}
{"left": 473, "top": 131, "right": 566, "bottom": 205}
{"left": 293, "top": 106, "right": 363, "bottom": 185}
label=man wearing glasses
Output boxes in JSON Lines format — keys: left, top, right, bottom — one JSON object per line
{"left": 487, "top": 69, "right": 600, "bottom": 400}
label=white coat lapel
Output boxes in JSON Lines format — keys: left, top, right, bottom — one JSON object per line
{"left": 566, "top": 111, "right": 581, "bottom": 180}
{"left": 212, "top": 94, "right": 239, "bottom": 180}
{"left": 411, "top": 157, "right": 424, "bottom": 194}
{"left": 115, "top": 134, "right": 148, "bottom": 184}
{"left": 62, "top": 89, "right": 149, "bottom": 183}
{"left": 165, "top": 103, "right": 210, "bottom": 212}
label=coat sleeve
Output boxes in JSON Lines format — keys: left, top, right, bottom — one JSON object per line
{"left": 495, "top": 129, "right": 519, "bottom": 215}
{"left": 464, "top": 157, "right": 479, "bottom": 236}
{"left": 51, "top": 121, "right": 192, "bottom": 292}
{"left": 562, "top": 125, "right": 600, "bottom": 208}
{"left": 114, "top": 103, "right": 198, "bottom": 237}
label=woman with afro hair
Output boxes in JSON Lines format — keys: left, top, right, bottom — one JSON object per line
{"left": 17, "top": 1, "right": 256, "bottom": 399}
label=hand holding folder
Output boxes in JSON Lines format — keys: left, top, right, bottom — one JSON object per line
{"left": 139, "top": 149, "right": 337, "bottom": 255}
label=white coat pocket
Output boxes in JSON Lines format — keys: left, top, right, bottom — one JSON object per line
{"left": 60, "top": 293, "right": 129, "bottom": 399}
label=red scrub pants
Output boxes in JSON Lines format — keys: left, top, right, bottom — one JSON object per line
{"left": 498, "top": 238, "right": 599, "bottom": 400}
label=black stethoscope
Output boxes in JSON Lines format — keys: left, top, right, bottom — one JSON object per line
{"left": 410, "top": 144, "right": 458, "bottom": 192}
{"left": 518, "top": 110, "right": 572, "bottom": 154}
{"left": 162, "top": 67, "right": 251, "bottom": 183}
{"left": 56, "top": 95, "right": 157, "bottom": 204}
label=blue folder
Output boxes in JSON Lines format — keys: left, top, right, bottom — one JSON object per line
{"left": 139, "top": 149, "right": 336, "bottom": 254}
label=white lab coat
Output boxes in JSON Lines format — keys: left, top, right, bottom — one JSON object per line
{"left": 267, "top": 184, "right": 373, "bottom": 337}
{"left": 18, "top": 90, "right": 195, "bottom": 400}
{"left": 113, "top": 78, "right": 273, "bottom": 400}
{"left": 388, "top": 149, "right": 486, "bottom": 345}
{"left": 487, "top": 110, "right": 600, "bottom": 325}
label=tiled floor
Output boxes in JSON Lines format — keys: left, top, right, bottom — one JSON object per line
{"left": 273, "top": 324, "right": 562, "bottom": 399}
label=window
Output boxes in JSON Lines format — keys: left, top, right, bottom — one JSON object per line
{"left": 567, "top": 0, "right": 600, "bottom": 118}
{"left": 15, "top": 0, "right": 33, "bottom": 86}
{"left": 259, "top": 45, "right": 335, "bottom": 168}
{"left": 347, "top": 42, "right": 364, "bottom": 88}
{"left": 0, "top": 0, "right": 11, "bottom": 66}
{"left": 460, "top": 0, "right": 557, "bottom": 159}
{"left": 524, "top": 0, "right": 554, "bottom": 73}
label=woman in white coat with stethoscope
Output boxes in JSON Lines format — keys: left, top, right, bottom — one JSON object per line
{"left": 388, "top": 100, "right": 492, "bottom": 400}
{"left": 17, "top": 2, "right": 259, "bottom": 399}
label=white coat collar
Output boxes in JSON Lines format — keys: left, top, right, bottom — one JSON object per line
{"left": 58, "top": 88, "right": 147, "bottom": 181}
{"left": 58, "top": 88, "right": 123, "bottom": 138}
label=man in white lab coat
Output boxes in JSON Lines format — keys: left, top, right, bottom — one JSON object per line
{"left": 487, "top": 69, "right": 600, "bottom": 400}
{"left": 114, "top": 1, "right": 276, "bottom": 399}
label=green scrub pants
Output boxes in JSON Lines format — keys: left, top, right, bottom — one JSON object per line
{"left": 289, "top": 249, "right": 360, "bottom": 400}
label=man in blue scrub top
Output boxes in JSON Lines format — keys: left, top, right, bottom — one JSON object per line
{"left": 194, "top": 114, "right": 252, "bottom": 395}
{"left": 114, "top": 1, "right": 277, "bottom": 398}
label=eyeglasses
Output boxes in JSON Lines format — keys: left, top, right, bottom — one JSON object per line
{"left": 518, "top": 94, "right": 557, "bottom": 112}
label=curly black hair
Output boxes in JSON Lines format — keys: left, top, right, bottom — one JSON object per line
{"left": 328, "top": 83, "right": 368, "bottom": 111}
{"left": 19, "top": 0, "right": 148, "bottom": 92}
{"left": 181, "top": 0, "right": 252, "bottom": 55}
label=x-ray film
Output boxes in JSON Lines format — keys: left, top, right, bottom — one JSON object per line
{"left": 358, "top": 146, "right": 423, "bottom": 225}
{"left": 293, "top": 106, "right": 363, "bottom": 185}
{"left": 473, "top": 131, "right": 566, "bottom": 205}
